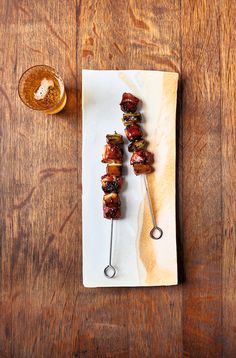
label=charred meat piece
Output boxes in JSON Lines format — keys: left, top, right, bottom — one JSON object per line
{"left": 103, "top": 205, "right": 121, "bottom": 219}
{"left": 106, "top": 164, "right": 122, "bottom": 176}
{"left": 101, "top": 174, "right": 122, "bottom": 193}
{"left": 122, "top": 112, "right": 142, "bottom": 126}
{"left": 128, "top": 139, "right": 147, "bottom": 152}
{"left": 120, "top": 93, "right": 140, "bottom": 113}
{"left": 130, "top": 150, "right": 154, "bottom": 165}
{"left": 103, "top": 192, "right": 121, "bottom": 207}
{"left": 101, "top": 144, "right": 123, "bottom": 163}
{"left": 124, "top": 123, "right": 143, "bottom": 142}
{"left": 106, "top": 133, "right": 124, "bottom": 146}
{"left": 133, "top": 164, "right": 153, "bottom": 175}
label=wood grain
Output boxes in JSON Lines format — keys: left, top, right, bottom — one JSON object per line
{"left": 221, "top": 1, "right": 236, "bottom": 357}
{"left": 0, "top": 0, "right": 235, "bottom": 357}
{"left": 181, "top": 1, "right": 222, "bottom": 357}
{"left": 0, "top": 0, "right": 79, "bottom": 357}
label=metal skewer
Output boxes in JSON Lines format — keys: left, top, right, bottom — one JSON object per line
{"left": 143, "top": 175, "right": 163, "bottom": 240}
{"left": 104, "top": 219, "right": 117, "bottom": 278}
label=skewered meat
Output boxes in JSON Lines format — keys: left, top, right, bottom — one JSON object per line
{"left": 124, "top": 123, "right": 143, "bottom": 142}
{"left": 101, "top": 144, "right": 123, "bottom": 163}
{"left": 106, "top": 164, "right": 122, "bottom": 176}
{"left": 106, "top": 133, "right": 124, "bottom": 146}
{"left": 120, "top": 93, "right": 140, "bottom": 113}
{"left": 102, "top": 133, "right": 124, "bottom": 220}
{"left": 120, "top": 92, "right": 155, "bottom": 177}
{"left": 103, "top": 205, "right": 121, "bottom": 219}
{"left": 128, "top": 139, "right": 147, "bottom": 152}
{"left": 133, "top": 164, "right": 153, "bottom": 175}
{"left": 101, "top": 174, "right": 122, "bottom": 193}
{"left": 130, "top": 150, "right": 154, "bottom": 165}
{"left": 103, "top": 192, "right": 121, "bottom": 207}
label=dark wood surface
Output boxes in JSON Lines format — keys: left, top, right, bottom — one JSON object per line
{"left": 0, "top": 1, "right": 235, "bottom": 357}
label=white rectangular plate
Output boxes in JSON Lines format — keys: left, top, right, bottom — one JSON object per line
{"left": 82, "top": 70, "right": 178, "bottom": 287}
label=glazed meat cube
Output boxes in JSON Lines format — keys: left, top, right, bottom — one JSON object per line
{"left": 103, "top": 205, "right": 121, "bottom": 219}
{"left": 133, "top": 164, "right": 153, "bottom": 175}
{"left": 101, "top": 174, "right": 122, "bottom": 193}
{"left": 103, "top": 193, "right": 121, "bottom": 207}
{"left": 120, "top": 93, "right": 140, "bottom": 113}
{"left": 130, "top": 150, "right": 154, "bottom": 165}
{"left": 101, "top": 144, "right": 123, "bottom": 163}
{"left": 124, "top": 124, "right": 143, "bottom": 142}
{"left": 106, "top": 164, "right": 122, "bottom": 176}
{"left": 128, "top": 139, "right": 147, "bottom": 152}
{"left": 106, "top": 133, "right": 124, "bottom": 146}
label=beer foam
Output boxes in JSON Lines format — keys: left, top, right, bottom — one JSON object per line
{"left": 34, "top": 78, "right": 54, "bottom": 100}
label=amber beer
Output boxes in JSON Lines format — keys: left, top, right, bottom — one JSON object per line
{"left": 18, "top": 65, "right": 66, "bottom": 114}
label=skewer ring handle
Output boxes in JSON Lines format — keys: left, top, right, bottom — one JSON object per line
{"left": 150, "top": 225, "right": 163, "bottom": 240}
{"left": 104, "top": 265, "right": 116, "bottom": 278}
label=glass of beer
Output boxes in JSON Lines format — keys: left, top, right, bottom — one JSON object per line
{"left": 18, "top": 65, "right": 67, "bottom": 114}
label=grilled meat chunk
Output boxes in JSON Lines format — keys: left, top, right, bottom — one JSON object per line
{"left": 124, "top": 123, "right": 143, "bottom": 142}
{"left": 120, "top": 93, "right": 140, "bottom": 113}
{"left": 106, "top": 164, "right": 122, "bottom": 176}
{"left": 103, "top": 192, "right": 121, "bottom": 207}
{"left": 130, "top": 150, "right": 154, "bottom": 165}
{"left": 101, "top": 144, "right": 123, "bottom": 163}
{"left": 133, "top": 164, "right": 153, "bottom": 175}
{"left": 103, "top": 205, "right": 121, "bottom": 219}
{"left": 101, "top": 174, "right": 122, "bottom": 193}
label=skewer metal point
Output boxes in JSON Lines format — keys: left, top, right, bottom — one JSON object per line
{"left": 143, "top": 174, "right": 163, "bottom": 240}
{"left": 104, "top": 219, "right": 117, "bottom": 278}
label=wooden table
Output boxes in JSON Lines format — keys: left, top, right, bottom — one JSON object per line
{"left": 0, "top": 1, "right": 235, "bottom": 357}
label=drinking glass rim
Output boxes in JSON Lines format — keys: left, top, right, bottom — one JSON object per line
{"left": 18, "top": 64, "right": 65, "bottom": 112}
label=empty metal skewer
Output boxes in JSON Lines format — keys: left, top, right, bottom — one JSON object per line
{"left": 104, "top": 219, "right": 117, "bottom": 278}
{"left": 143, "top": 175, "right": 163, "bottom": 240}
